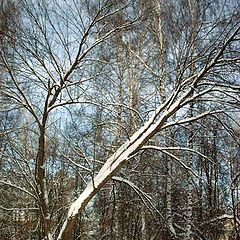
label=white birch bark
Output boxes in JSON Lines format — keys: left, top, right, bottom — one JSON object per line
{"left": 56, "top": 25, "right": 239, "bottom": 240}
{"left": 184, "top": 0, "right": 197, "bottom": 237}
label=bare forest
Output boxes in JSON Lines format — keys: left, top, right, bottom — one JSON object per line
{"left": 0, "top": 0, "right": 240, "bottom": 239}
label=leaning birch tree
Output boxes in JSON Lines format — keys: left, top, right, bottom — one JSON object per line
{"left": 58, "top": 22, "right": 240, "bottom": 240}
